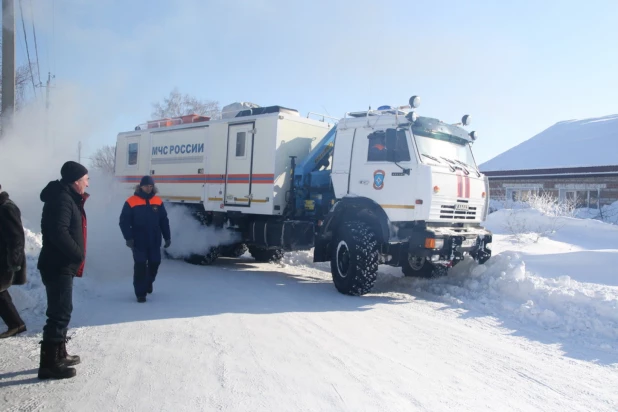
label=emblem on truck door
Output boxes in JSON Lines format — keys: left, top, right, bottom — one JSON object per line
{"left": 373, "top": 170, "right": 385, "bottom": 190}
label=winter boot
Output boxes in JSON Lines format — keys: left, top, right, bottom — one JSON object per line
{"left": 59, "top": 336, "right": 81, "bottom": 366}
{"left": 37, "top": 341, "right": 76, "bottom": 380}
{"left": 0, "top": 291, "right": 26, "bottom": 338}
{"left": 147, "top": 283, "right": 153, "bottom": 294}
{"left": 137, "top": 296, "right": 146, "bottom": 303}
{"left": 0, "top": 324, "right": 26, "bottom": 338}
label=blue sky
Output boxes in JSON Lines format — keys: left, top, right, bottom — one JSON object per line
{"left": 13, "top": 0, "right": 618, "bottom": 165}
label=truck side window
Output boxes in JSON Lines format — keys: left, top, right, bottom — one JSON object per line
{"left": 128, "top": 143, "right": 138, "bottom": 165}
{"left": 367, "top": 129, "right": 411, "bottom": 162}
{"left": 236, "top": 132, "right": 246, "bottom": 157}
{"left": 393, "top": 129, "right": 411, "bottom": 162}
{"left": 367, "top": 130, "right": 388, "bottom": 162}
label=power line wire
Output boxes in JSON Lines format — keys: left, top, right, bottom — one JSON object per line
{"left": 52, "top": 0, "right": 56, "bottom": 80}
{"left": 29, "top": 0, "right": 41, "bottom": 86}
{"left": 18, "top": 0, "right": 36, "bottom": 95}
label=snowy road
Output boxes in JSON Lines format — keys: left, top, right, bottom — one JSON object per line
{"left": 2, "top": 254, "right": 617, "bottom": 412}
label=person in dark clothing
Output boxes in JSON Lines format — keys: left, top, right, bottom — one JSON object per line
{"left": 368, "top": 132, "right": 388, "bottom": 162}
{"left": 37, "top": 161, "right": 89, "bottom": 380}
{"left": 0, "top": 184, "right": 27, "bottom": 339}
{"left": 119, "top": 176, "right": 171, "bottom": 303}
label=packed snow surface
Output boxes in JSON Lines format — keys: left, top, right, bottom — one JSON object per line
{"left": 1, "top": 206, "right": 617, "bottom": 411}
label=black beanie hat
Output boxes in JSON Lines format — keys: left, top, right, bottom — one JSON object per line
{"left": 140, "top": 175, "right": 155, "bottom": 186}
{"left": 61, "top": 161, "right": 88, "bottom": 183}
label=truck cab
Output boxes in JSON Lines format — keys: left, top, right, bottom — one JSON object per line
{"left": 310, "top": 97, "right": 492, "bottom": 294}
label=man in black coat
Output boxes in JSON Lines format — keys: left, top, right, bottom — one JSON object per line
{"left": 37, "top": 161, "right": 89, "bottom": 380}
{"left": 0, "top": 184, "right": 27, "bottom": 338}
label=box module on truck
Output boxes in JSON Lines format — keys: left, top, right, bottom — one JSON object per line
{"left": 114, "top": 96, "right": 492, "bottom": 296}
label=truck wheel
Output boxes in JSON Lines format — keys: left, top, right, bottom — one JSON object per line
{"left": 401, "top": 256, "right": 447, "bottom": 278}
{"left": 249, "top": 246, "right": 285, "bottom": 263}
{"left": 184, "top": 246, "right": 220, "bottom": 266}
{"left": 221, "top": 243, "right": 248, "bottom": 258}
{"left": 330, "top": 221, "right": 379, "bottom": 296}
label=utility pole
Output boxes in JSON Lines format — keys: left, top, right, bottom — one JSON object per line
{"left": 44, "top": 72, "right": 55, "bottom": 151}
{"left": 46, "top": 72, "right": 52, "bottom": 109}
{"left": 1, "top": 0, "right": 15, "bottom": 137}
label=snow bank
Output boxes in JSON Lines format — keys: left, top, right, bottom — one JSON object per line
{"left": 576, "top": 201, "right": 618, "bottom": 225}
{"left": 389, "top": 254, "right": 615, "bottom": 344}
{"left": 486, "top": 208, "right": 571, "bottom": 239}
{"left": 8, "top": 229, "right": 46, "bottom": 317}
{"left": 485, "top": 207, "right": 618, "bottom": 251}
{"left": 375, "top": 205, "right": 618, "bottom": 351}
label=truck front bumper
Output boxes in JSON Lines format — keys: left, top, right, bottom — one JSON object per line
{"left": 390, "top": 226, "right": 493, "bottom": 267}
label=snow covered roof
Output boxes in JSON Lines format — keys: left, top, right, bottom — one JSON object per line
{"left": 479, "top": 114, "right": 618, "bottom": 172}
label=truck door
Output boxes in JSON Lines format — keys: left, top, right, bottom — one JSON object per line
{"left": 349, "top": 127, "right": 415, "bottom": 218}
{"left": 224, "top": 122, "right": 255, "bottom": 207}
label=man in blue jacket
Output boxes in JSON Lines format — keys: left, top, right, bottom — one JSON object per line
{"left": 119, "top": 176, "right": 171, "bottom": 302}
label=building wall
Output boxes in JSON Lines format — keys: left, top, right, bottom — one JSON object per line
{"left": 488, "top": 174, "right": 618, "bottom": 208}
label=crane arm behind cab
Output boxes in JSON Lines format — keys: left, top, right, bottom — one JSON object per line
{"left": 288, "top": 126, "right": 337, "bottom": 217}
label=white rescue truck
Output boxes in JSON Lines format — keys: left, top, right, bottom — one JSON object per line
{"left": 114, "top": 96, "right": 493, "bottom": 295}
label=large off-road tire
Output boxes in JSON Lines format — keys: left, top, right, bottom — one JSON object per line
{"left": 401, "top": 256, "right": 448, "bottom": 278}
{"left": 220, "top": 243, "right": 248, "bottom": 258}
{"left": 330, "top": 221, "right": 379, "bottom": 296}
{"left": 184, "top": 246, "right": 220, "bottom": 266}
{"left": 249, "top": 246, "right": 285, "bottom": 263}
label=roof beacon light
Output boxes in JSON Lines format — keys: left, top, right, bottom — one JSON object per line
{"left": 469, "top": 131, "right": 478, "bottom": 141}
{"left": 409, "top": 95, "right": 421, "bottom": 108}
{"left": 462, "top": 114, "right": 471, "bottom": 126}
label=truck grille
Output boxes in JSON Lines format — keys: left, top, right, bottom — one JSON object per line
{"left": 439, "top": 203, "right": 477, "bottom": 220}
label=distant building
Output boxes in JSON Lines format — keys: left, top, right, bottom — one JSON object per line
{"left": 480, "top": 114, "right": 618, "bottom": 209}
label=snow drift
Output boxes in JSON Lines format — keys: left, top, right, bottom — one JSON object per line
{"left": 372, "top": 207, "right": 618, "bottom": 352}
{"left": 376, "top": 253, "right": 617, "bottom": 347}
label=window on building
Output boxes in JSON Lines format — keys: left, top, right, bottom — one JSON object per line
{"left": 367, "top": 129, "right": 411, "bottom": 162}
{"left": 589, "top": 190, "right": 599, "bottom": 209}
{"left": 236, "top": 132, "right": 246, "bottom": 157}
{"left": 128, "top": 143, "right": 138, "bottom": 166}
{"left": 507, "top": 188, "right": 538, "bottom": 202}
{"left": 562, "top": 189, "right": 599, "bottom": 209}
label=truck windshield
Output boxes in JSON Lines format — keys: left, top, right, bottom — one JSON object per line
{"left": 412, "top": 128, "right": 477, "bottom": 168}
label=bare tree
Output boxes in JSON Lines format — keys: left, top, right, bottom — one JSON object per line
{"left": 503, "top": 192, "right": 576, "bottom": 243}
{"left": 89, "top": 145, "right": 116, "bottom": 175}
{"left": 0, "top": 40, "right": 36, "bottom": 114}
{"left": 151, "top": 87, "right": 220, "bottom": 119}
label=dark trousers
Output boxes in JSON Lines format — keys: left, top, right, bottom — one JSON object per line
{"left": 40, "top": 271, "right": 74, "bottom": 343}
{"left": 133, "top": 261, "right": 160, "bottom": 298}
{"left": 0, "top": 289, "right": 25, "bottom": 328}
